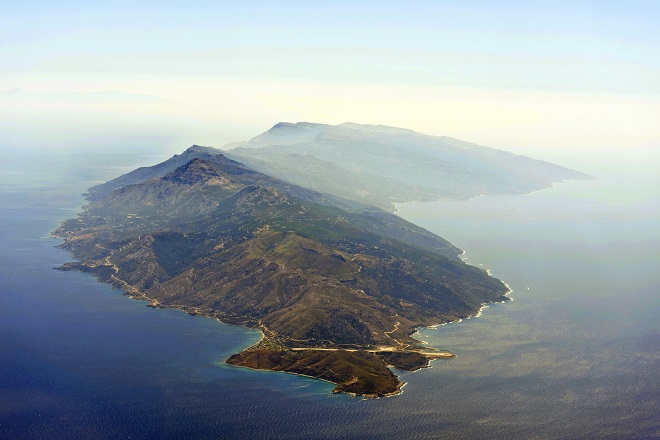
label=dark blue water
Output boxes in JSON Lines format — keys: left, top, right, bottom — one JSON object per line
{"left": 1, "top": 149, "right": 658, "bottom": 439}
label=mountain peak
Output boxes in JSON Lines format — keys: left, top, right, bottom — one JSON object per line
{"left": 183, "top": 144, "right": 222, "bottom": 155}
{"left": 240, "top": 122, "right": 330, "bottom": 148}
{"left": 271, "top": 121, "right": 329, "bottom": 130}
{"left": 162, "top": 158, "right": 220, "bottom": 185}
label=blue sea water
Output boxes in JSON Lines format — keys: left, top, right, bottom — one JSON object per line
{"left": 0, "top": 148, "right": 658, "bottom": 439}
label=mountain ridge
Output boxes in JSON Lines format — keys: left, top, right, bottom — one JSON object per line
{"left": 223, "top": 122, "right": 594, "bottom": 210}
{"left": 54, "top": 123, "right": 592, "bottom": 397}
{"left": 55, "top": 149, "right": 510, "bottom": 397}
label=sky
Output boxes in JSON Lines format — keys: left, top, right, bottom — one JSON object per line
{"left": 1, "top": 1, "right": 659, "bottom": 161}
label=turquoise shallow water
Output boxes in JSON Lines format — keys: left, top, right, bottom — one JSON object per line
{"left": 0, "top": 149, "right": 658, "bottom": 439}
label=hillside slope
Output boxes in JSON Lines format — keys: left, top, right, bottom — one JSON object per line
{"left": 224, "top": 122, "right": 594, "bottom": 210}
{"left": 56, "top": 152, "right": 509, "bottom": 397}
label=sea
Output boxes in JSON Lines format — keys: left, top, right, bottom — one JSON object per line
{"left": 0, "top": 147, "right": 658, "bottom": 439}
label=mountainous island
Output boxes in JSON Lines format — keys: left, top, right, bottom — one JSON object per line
{"left": 55, "top": 123, "right": 591, "bottom": 397}
{"left": 221, "top": 122, "right": 593, "bottom": 211}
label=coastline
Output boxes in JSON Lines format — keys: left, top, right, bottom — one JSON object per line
{"left": 54, "top": 226, "right": 508, "bottom": 398}
{"left": 394, "top": 200, "right": 514, "bottom": 352}
{"left": 225, "top": 364, "right": 407, "bottom": 400}
{"left": 52, "top": 189, "right": 511, "bottom": 399}
{"left": 391, "top": 180, "right": 572, "bottom": 215}
{"left": 52, "top": 247, "right": 410, "bottom": 398}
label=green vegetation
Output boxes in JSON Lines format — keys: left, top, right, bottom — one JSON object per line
{"left": 55, "top": 151, "right": 510, "bottom": 397}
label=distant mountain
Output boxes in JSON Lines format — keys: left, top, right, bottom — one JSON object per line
{"left": 56, "top": 150, "right": 509, "bottom": 397}
{"left": 223, "top": 122, "right": 594, "bottom": 210}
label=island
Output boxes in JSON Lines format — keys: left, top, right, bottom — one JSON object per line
{"left": 55, "top": 124, "right": 589, "bottom": 397}
{"left": 221, "top": 122, "right": 594, "bottom": 211}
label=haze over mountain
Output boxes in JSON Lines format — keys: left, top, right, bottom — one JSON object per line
{"left": 56, "top": 147, "right": 510, "bottom": 397}
{"left": 53, "top": 123, "right": 598, "bottom": 396}
{"left": 224, "top": 122, "right": 594, "bottom": 210}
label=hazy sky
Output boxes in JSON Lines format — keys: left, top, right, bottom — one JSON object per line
{"left": 1, "top": 1, "right": 658, "bottom": 157}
